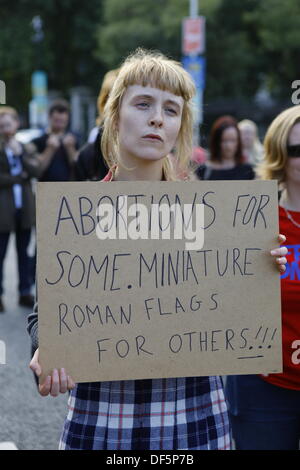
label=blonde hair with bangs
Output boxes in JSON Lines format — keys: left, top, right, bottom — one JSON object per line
{"left": 257, "top": 105, "right": 300, "bottom": 183}
{"left": 101, "top": 48, "right": 196, "bottom": 181}
{"left": 96, "top": 68, "right": 120, "bottom": 126}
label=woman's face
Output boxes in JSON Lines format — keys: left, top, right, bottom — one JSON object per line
{"left": 220, "top": 126, "right": 239, "bottom": 161}
{"left": 0, "top": 113, "right": 19, "bottom": 139}
{"left": 49, "top": 111, "right": 69, "bottom": 133}
{"left": 117, "top": 84, "right": 183, "bottom": 165}
{"left": 240, "top": 126, "right": 255, "bottom": 149}
{"left": 285, "top": 121, "right": 300, "bottom": 184}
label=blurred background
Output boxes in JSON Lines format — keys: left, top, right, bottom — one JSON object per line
{"left": 1, "top": 0, "right": 300, "bottom": 145}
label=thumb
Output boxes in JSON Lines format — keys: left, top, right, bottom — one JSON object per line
{"left": 29, "top": 348, "right": 42, "bottom": 377}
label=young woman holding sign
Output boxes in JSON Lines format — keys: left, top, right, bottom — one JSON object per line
{"left": 226, "top": 105, "right": 300, "bottom": 450}
{"left": 28, "top": 49, "right": 287, "bottom": 450}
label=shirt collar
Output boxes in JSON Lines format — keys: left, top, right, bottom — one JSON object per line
{"left": 102, "top": 165, "right": 168, "bottom": 182}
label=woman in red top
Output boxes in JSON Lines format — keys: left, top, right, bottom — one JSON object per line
{"left": 226, "top": 105, "right": 300, "bottom": 450}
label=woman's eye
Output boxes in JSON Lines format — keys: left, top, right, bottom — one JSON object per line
{"left": 136, "top": 102, "right": 149, "bottom": 108}
{"left": 166, "top": 108, "right": 177, "bottom": 115}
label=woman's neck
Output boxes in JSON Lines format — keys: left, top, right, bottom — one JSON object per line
{"left": 114, "top": 158, "right": 165, "bottom": 181}
{"left": 280, "top": 184, "right": 300, "bottom": 211}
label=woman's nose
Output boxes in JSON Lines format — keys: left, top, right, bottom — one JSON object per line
{"left": 149, "top": 107, "right": 163, "bottom": 127}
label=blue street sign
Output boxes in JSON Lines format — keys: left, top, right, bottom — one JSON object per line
{"left": 32, "top": 70, "right": 48, "bottom": 98}
{"left": 182, "top": 56, "right": 206, "bottom": 90}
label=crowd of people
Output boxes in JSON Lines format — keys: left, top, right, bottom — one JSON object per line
{"left": 0, "top": 48, "right": 299, "bottom": 450}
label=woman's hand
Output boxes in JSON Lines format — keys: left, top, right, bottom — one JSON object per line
{"left": 270, "top": 234, "right": 288, "bottom": 273}
{"left": 29, "top": 348, "right": 76, "bottom": 397}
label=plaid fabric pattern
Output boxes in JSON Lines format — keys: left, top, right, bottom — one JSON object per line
{"left": 59, "top": 375, "right": 230, "bottom": 450}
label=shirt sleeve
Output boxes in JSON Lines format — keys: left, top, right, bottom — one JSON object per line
{"left": 0, "top": 173, "right": 23, "bottom": 188}
{"left": 27, "top": 303, "right": 39, "bottom": 352}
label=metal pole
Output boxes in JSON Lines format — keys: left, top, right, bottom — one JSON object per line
{"left": 189, "top": 0, "right": 198, "bottom": 18}
{"left": 189, "top": 0, "right": 201, "bottom": 147}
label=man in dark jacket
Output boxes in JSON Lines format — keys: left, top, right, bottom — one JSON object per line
{"left": 0, "top": 107, "right": 41, "bottom": 312}
{"left": 31, "top": 99, "right": 79, "bottom": 182}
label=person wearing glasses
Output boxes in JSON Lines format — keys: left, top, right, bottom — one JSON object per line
{"left": 226, "top": 105, "right": 300, "bottom": 450}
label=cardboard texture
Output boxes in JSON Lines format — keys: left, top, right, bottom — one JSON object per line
{"left": 36, "top": 180, "right": 282, "bottom": 383}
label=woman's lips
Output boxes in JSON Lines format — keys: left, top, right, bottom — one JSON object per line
{"left": 142, "top": 134, "right": 163, "bottom": 142}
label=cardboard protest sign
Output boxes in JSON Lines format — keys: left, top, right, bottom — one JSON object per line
{"left": 36, "top": 180, "right": 282, "bottom": 383}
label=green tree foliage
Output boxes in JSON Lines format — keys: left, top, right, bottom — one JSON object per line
{"left": 204, "top": 0, "right": 262, "bottom": 100}
{"left": 96, "top": 0, "right": 189, "bottom": 67}
{"left": 96, "top": 0, "right": 263, "bottom": 100}
{"left": 40, "top": 0, "right": 104, "bottom": 92}
{"left": 1, "top": 0, "right": 300, "bottom": 116}
{"left": 0, "top": 1, "right": 38, "bottom": 113}
{"left": 96, "top": 0, "right": 300, "bottom": 102}
{"left": 245, "top": 0, "right": 300, "bottom": 98}
{"left": 0, "top": 0, "right": 104, "bottom": 114}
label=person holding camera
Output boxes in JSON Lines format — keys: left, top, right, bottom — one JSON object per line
{"left": 31, "top": 99, "right": 79, "bottom": 182}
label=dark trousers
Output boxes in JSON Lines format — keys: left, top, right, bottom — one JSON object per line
{"left": 226, "top": 374, "right": 300, "bottom": 450}
{"left": 0, "top": 211, "right": 32, "bottom": 296}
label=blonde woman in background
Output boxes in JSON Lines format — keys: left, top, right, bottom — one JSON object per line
{"left": 238, "top": 119, "right": 263, "bottom": 166}
{"left": 87, "top": 69, "right": 120, "bottom": 144}
{"left": 75, "top": 68, "right": 119, "bottom": 181}
{"left": 226, "top": 106, "right": 300, "bottom": 450}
